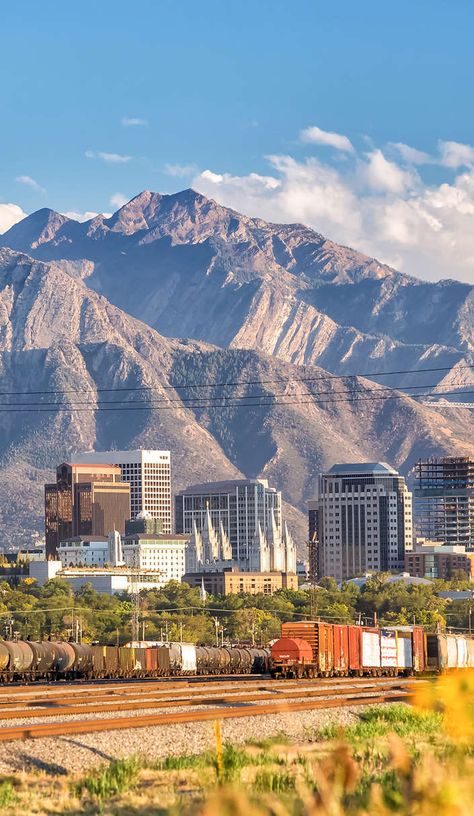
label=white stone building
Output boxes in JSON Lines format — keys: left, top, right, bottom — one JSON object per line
{"left": 122, "top": 534, "right": 188, "bottom": 583}
{"left": 185, "top": 505, "right": 296, "bottom": 575}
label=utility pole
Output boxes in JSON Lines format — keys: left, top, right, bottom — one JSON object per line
{"left": 469, "top": 605, "right": 472, "bottom": 635}
{"left": 213, "top": 617, "right": 219, "bottom": 647}
{"left": 309, "top": 531, "right": 319, "bottom": 620}
{"left": 131, "top": 550, "right": 140, "bottom": 643}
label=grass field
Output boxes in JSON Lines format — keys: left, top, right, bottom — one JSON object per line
{"left": 0, "top": 674, "right": 473, "bottom": 815}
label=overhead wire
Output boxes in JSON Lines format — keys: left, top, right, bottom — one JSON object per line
{"left": 0, "top": 378, "right": 472, "bottom": 408}
{"left": 0, "top": 388, "right": 472, "bottom": 412}
{"left": 0, "top": 362, "right": 473, "bottom": 398}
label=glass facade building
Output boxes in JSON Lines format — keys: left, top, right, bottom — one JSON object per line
{"left": 45, "top": 463, "right": 130, "bottom": 558}
{"left": 414, "top": 457, "right": 474, "bottom": 548}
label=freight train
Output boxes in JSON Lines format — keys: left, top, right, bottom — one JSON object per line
{"left": 0, "top": 640, "right": 270, "bottom": 682}
{"left": 270, "top": 621, "right": 474, "bottom": 678}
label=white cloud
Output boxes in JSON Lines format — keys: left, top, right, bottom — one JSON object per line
{"left": 110, "top": 192, "right": 129, "bottom": 208}
{"left": 15, "top": 175, "right": 45, "bottom": 193}
{"left": 85, "top": 150, "right": 132, "bottom": 164}
{"left": 164, "top": 163, "right": 199, "bottom": 177}
{"left": 438, "top": 140, "right": 474, "bottom": 169}
{"left": 387, "top": 142, "right": 431, "bottom": 165}
{"left": 62, "top": 210, "right": 109, "bottom": 222}
{"left": 121, "top": 117, "right": 148, "bottom": 127}
{"left": 300, "top": 125, "right": 354, "bottom": 153}
{"left": 0, "top": 203, "right": 27, "bottom": 233}
{"left": 193, "top": 134, "right": 474, "bottom": 284}
{"left": 359, "top": 149, "right": 417, "bottom": 195}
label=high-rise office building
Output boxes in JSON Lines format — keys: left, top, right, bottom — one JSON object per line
{"left": 45, "top": 463, "right": 130, "bottom": 558}
{"left": 175, "top": 479, "right": 282, "bottom": 562}
{"left": 74, "top": 450, "right": 172, "bottom": 533}
{"left": 316, "top": 463, "right": 412, "bottom": 582}
{"left": 414, "top": 457, "right": 474, "bottom": 548}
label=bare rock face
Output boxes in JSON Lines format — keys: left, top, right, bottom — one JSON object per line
{"left": 0, "top": 247, "right": 473, "bottom": 552}
{"left": 1, "top": 190, "right": 472, "bottom": 394}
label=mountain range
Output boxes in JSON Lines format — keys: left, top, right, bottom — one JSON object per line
{"left": 0, "top": 189, "right": 473, "bottom": 552}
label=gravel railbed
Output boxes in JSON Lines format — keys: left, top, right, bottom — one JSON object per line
{"left": 0, "top": 702, "right": 402, "bottom": 775}
{"left": 0, "top": 694, "right": 411, "bottom": 775}
{"left": 0, "top": 688, "right": 409, "bottom": 727}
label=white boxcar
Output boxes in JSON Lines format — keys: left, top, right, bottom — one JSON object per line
{"left": 180, "top": 643, "right": 197, "bottom": 674}
{"left": 456, "top": 636, "right": 468, "bottom": 668}
{"left": 361, "top": 630, "right": 381, "bottom": 668}
{"left": 396, "top": 632, "right": 413, "bottom": 669}
{"left": 380, "top": 630, "right": 398, "bottom": 668}
{"left": 446, "top": 635, "right": 458, "bottom": 668}
{"left": 468, "top": 639, "right": 474, "bottom": 667}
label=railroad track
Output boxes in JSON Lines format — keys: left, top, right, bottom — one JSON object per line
{"left": 0, "top": 673, "right": 418, "bottom": 700}
{"left": 0, "top": 679, "right": 417, "bottom": 720}
{"left": 0, "top": 678, "right": 418, "bottom": 742}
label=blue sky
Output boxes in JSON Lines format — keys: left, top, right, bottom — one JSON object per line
{"left": 1, "top": 0, "right": 474, "bottom": 282}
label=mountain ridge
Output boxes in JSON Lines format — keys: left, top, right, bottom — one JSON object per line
{"left": 0, "top": 245, "right": 473, "bottom": 551}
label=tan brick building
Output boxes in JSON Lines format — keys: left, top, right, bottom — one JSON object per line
{"left": 183, "top": 569, "right": 298, "bottom": 596}
{"left": 405, "top": 541, "right": 474, "bottom": 581}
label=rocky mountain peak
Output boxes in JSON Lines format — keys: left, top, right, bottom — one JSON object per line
{"left": 1, "top": 208, "right": 71, "bottom": 252}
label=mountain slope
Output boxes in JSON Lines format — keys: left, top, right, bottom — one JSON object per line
{"left": 0, "top": 248, "right": 473, "bottom": 551}
{"left": 1, "top": 190, "right": 472, "bottom": 393}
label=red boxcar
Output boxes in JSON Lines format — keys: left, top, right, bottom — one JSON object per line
{"left": 281, "top": 621, "right": 334, "bottom": 676}
{"left": 348, "top": 625, "right": 362, "bottom": 673}
{"left": 145, "top": 647, "right": 158, "bottom": 675}
{"left": 412, "top": 626, "right": 426, "bottom": 672}
{"left": 332, "top": 625, "right": 350, "bottom": 675}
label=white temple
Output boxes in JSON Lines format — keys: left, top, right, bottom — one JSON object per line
{"left": 185, "top": 506, "right": 296, "bottom": 575}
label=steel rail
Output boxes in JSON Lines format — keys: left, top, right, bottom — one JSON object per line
{"left": 0, "top": 681, "right": 383, "bottom": 709}
{"left": 0, "top": 681, "right": 418, "bottom": 720}
{"left": 0, "top": 690, "right": 414, "bottom": 742}
{"left": 0, "top": 674, "right": 268, "bottom": 696}
{"left": 0, "top": 675, "right": 416, "bottom": 705}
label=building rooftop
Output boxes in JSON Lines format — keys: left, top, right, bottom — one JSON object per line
{"left": 177, "top": 479, "right": 275, "bottom": 493}
{"left": 438, "top": 590, "right": 473, "bottom": 601}
{"left": 123, "top": 534, "right": 190, "bottom": 542}
{"left": 327, "top": 462, "right": 399, "bottom": 477}
{"left": 74, "top": 449, "right": 170, "bottom": 460}
{"left": 60, "top": 462, "right": 122, "bottom": 470}
{"left": 59, "top": 536, "right": 108, "bottom": 543}
{"left": 342, "top": 572, "right": 432, "bottom": 589}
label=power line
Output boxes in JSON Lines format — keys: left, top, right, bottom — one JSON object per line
{"left": 0, "top": 362, "right": 473, "bottom": 398}
{"left": 0, "top": 379, "right": 471, "bottom": 408}
{"left": 0, "top": 388, "right": 472, "bottom": 413}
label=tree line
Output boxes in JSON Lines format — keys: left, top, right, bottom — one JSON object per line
{"left": 0, "top": 573, "right": 471, "bottom": 644}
